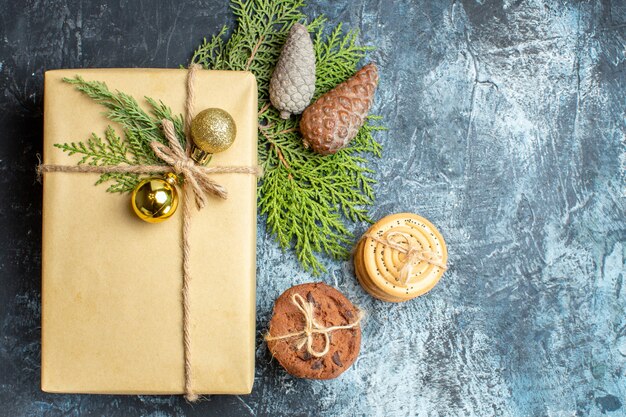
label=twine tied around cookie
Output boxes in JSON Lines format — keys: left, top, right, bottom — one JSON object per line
{"left": 363, "top": 231, "right": 448, "bottom": 286}
{"left": 37, "top": 64, "right": 262, "bottom": 402}
{"left": 265, "top": 293, "right": 364, "bottom": 358}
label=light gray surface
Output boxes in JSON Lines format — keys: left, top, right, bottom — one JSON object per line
{"left": 0, "top": 1, "right": 624, "bottom": 416}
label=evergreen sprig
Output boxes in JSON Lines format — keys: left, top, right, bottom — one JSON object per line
{"left": 55, "top": 0, "right": 384, "bottom": 274}
{"left": 55, "top": 76, "right": 185, "bottom": 192}
{"left": 191, "top": 0, "right": 384, "bottom": 273}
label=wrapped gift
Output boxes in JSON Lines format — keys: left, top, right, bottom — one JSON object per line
{"left": 41, "top": 69, "right": 258, "bottom": 395}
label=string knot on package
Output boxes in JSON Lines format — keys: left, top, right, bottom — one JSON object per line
{"left": 151, "top": 118, "right": 261, "bottom": 206}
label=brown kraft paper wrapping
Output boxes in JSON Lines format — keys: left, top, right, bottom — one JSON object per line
{"left": 41, "top": 69, "right": 257, "bottom": 395}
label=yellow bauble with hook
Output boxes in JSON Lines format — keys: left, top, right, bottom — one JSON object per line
{"left": 131, "top": 173, "right": 179, "bottom": 223}
{"left": 190, "top": 108, "right": 236, "bottom": 164}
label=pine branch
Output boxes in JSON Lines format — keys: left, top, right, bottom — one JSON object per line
{"left": 55, "top": 77, "right": 185, "bottom": 193}
{"left": 192, "top": 0, "right": 385, "bottom": 274}
{"left": 55, "top": 0, "right": 385, "bottom": 274}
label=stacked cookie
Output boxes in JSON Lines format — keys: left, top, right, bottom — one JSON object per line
{"left": 265, "top": 283, "right": 362, "bottom": 379}
{"left": 265, "top": 213, "right": 448, "bottom": 379}
{"left": 354, "top": 213, "right": 448, "bottom": 302}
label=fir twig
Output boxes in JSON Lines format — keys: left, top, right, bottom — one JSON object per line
{"left": 191, "top": 0, "right": 385, "bottom": 274}
{"left": 55, "top": 0, "right": 385, "bottom": 274}
{"left": 55, "top": 77, "right": 185, "bottom": 192}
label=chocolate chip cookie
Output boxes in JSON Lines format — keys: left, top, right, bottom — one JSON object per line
{"left": 266, "top": 282, "right": 362, "bottom": 379}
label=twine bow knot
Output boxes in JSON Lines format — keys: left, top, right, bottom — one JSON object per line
{"left": 265, "top": 293, "right": 364, "bottom": 358}
{"left": 152, "top": 119, "right": 228, "bottom": 208}
{"left": 365, "top": 231, "right": 448, "bottom": 286}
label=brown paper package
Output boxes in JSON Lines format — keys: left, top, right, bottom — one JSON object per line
{"left": 41, "top": 69, "right": 257, "bottom": 395}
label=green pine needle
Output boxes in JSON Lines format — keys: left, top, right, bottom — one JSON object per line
{"left": 55, "top": 0, "right": 385, "bottom": 274}
{"left": 55, "top": 76, "right": 186, "bottom": 193}
{"left": 191, "top": 0, "right": 385, "bottom": 273}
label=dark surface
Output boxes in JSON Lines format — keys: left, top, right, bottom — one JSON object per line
{"left": 1, "top": 1, "right": 625, "bottom": 416}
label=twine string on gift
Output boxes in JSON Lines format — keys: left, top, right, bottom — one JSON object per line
{"left": 36, "top": 163, "right": 262, "bottom": 184}
{"left": 363, "top": 231, "right": 448, "bottom": 286}
{"left": 180, "top": 63, "right": 199, "bottom": 402}
{"left": 265, "top": 293, "right": 364, "bottom": 358}
{"left": 37, "top": 63, "right": 262, "bottom": 402}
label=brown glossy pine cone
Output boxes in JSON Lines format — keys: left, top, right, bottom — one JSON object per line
{"left": 269, "top": 23, "right": 316, "bottom": 119}
{"left": 300, "top": 63, "right": 378, "bottom": 155}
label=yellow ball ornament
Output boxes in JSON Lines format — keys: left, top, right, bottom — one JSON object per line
{"left": 131, "top": 173, "right": 179, "bottom": 223}
{"left": 190, "top": 108, "right": 236, "bottom": 165}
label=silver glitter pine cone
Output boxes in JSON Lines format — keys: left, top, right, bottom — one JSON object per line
{"left": 269, "top": 23, "right": 316, "bottom": 119}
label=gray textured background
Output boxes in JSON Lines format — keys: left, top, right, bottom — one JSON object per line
{"left": 1, "top": 0, "right": 625, "bottom": 416}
